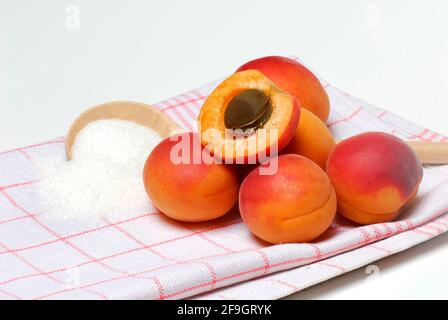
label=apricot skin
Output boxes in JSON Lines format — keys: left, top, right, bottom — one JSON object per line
{"left": 283, "top": 108, "right": 335, "bottom": 169}
{"left": 236, "top": 56, "right": 330, "bottom": 122}
{"left": 143, "top": 132, "right": 240, "bottom": 222}
{"left": 239, "top": 154, "right": 337, "bottom": 244}
{"left": 326, "top": 132, "right": 423, "bottom": 224}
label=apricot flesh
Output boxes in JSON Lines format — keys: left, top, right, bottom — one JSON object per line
{"left": 283, "top": 108, "right": 335, "bottom": 169}
{"left": 239, "top": 154, "right": 337, "bottom": 244}
{"left": 326, "top": 132, "right": 423, "bottom": 224}
{"left": 236, "top": 56, "right": 330, "bottom": 122}
{"left": 143, "top": 132, "right": 239, "bottom": 222}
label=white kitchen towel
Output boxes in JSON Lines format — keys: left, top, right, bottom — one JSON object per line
{"left": 0, "top": 57, "right": 447, "bottom": 300}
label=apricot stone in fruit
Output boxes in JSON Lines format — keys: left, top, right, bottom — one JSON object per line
{"left": 236, "top": 56, "right": 330, "bottom": 122}
{"left": 199, "top": 70, "right": 300, "bottom": 164}
{"left": 143, "top": 132, "right": 239, "bottom": 222}
{"left": 224, "top": 89, "right": 272, "bottom": 131}
{"left": 283, "top": 108, "right": 335, "bottom": 169}
{"left": 326, "top": 132, "right": 423, "bottom": 224}
{"left": 239, "top": 154, "right": 337, "bottom": 244}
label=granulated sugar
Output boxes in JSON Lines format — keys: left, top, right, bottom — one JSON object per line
{"left": 37, "top": 119, "right": 162, "bottom": 221}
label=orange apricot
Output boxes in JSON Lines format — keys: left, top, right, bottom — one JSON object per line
{"left": 239, "top": 154, "right": 337, "bottom": 244}
{"left": 143, "top": 132, "right": 239, "bottom": 222}
{"left": 283, "top": 108, "right": 335, "bottom": 169}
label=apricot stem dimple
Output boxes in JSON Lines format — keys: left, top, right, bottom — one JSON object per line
{"left": 224, "top": 89, "right": 272, "bottom": 131}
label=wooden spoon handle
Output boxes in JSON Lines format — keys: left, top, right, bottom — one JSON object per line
{"left": 405, "top": 141, "right": 448, "bottom": 165}
{"left": 334, "top": 140, "right": 448, "bottom": 165}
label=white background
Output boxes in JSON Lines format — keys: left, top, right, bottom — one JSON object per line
{"left": 1, "top": 0, "right": 447, "bottom": 299}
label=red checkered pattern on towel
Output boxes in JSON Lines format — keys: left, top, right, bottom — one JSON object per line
{"left": 1, "top": 57, "right": 448, "bottom": 300}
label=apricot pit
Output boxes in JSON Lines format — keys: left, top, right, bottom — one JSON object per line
{"left": 224, "top": 89, "right": 272, "bottom": 131}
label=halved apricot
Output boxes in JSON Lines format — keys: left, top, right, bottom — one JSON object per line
{"left": 198, "top": 70, "right": 300, "bottom": 163}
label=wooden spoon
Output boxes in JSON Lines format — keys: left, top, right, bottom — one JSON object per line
{"left": 66, "top": 101, "right": 448, "bottom": 165}
{"left": 405, "top": 140, "right": 448, "bottom": 165}
{"left": 65, "top": 101, "right": 183, "bottom": 160}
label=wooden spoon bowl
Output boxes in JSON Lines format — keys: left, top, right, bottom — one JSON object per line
{"left": 65, "top": 101, "right": 183, "bottom": 160}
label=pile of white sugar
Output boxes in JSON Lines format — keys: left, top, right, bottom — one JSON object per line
{"left": 37, "top": 119, "right": 162, "bottom": 221}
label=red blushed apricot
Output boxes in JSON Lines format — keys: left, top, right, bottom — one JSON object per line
{"left": 199, "top": 70, "right": 300, "bottom": 164}
{"left": 143, "top": 132, "right": 239, "bottom": 222}
{"left": 326, "top": 132, "right": 423, "bottom": 224}
{"left": 236, "top": 56, "right": 330, "bottom": 122}
{"left": 283, "top": 108, "right": 335, "bottom": 169}
{"left": 239, "top": 154, "right": 337, "bottom": 244}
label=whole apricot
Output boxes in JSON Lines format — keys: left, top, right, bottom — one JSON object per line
{"left": 326, "top": 132, "right": 423, "bottom": 224}
{"left": 236, "top": 56, "right": 330, "bottom": 122}
{"left": 283, "top": 108, "right": 335, "bottom": 169}
{"left": 239, "top": 154, "right": 337, "bottom": 244}
{"left": 143, "top": 132, "right": 239, "bottom": 222}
